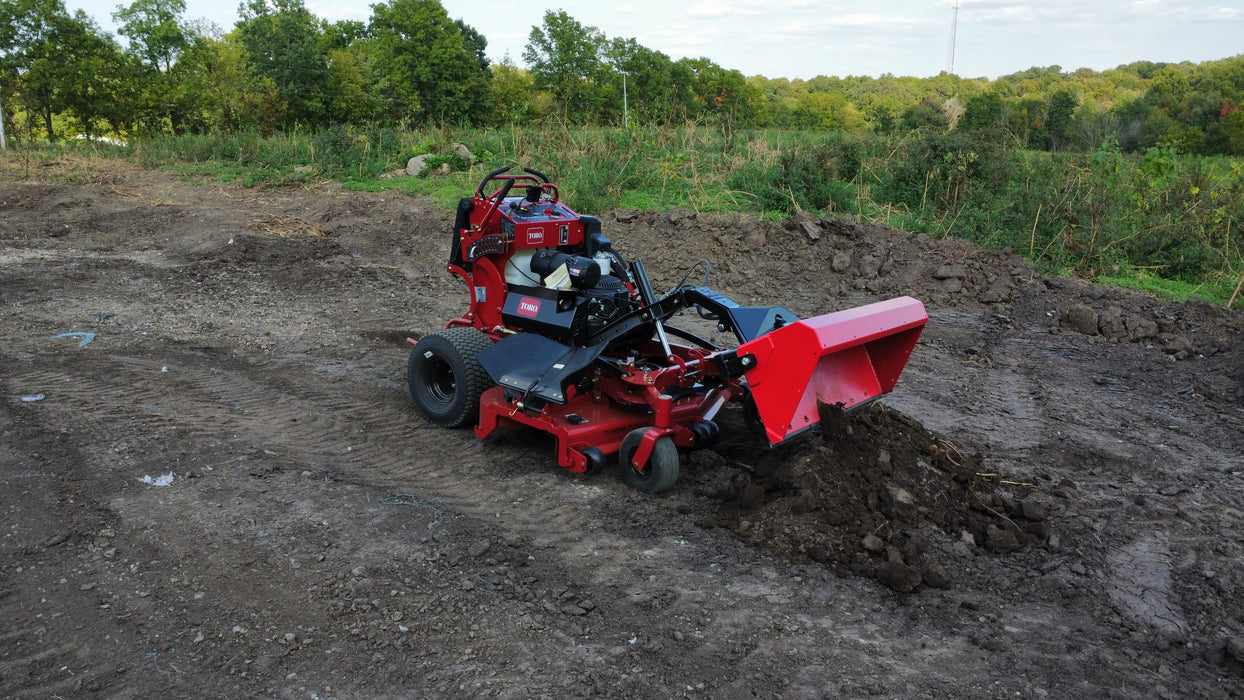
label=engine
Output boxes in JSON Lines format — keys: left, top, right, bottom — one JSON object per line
{"left": 501, "top": 249, "right": 636, "bottom": 347}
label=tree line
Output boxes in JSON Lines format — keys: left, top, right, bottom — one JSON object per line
{"left": 2, "top": 0, "right": 1242, "bottom": 156}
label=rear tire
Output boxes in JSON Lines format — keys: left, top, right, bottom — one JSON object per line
{"left": 407, "top": 328, "right": 493, "bottom": 428}
{"left": 620, "top": 428, "right": 679, "bottom": 494}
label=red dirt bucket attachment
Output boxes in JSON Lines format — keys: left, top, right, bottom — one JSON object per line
{"left": 737, "top": 296, "right": 928, "bottom": 445}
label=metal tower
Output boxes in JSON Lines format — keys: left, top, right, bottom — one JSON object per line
{"left": 945, "top": 0, "right": 960, "bottom": 75}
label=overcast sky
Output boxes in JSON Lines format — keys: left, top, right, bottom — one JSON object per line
{"left": 66, "top": 0, "right": 1243, "bottom": 80}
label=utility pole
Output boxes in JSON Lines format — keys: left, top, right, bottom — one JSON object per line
{"left": 622, "top": 72, "right": 629, "bottom": 129}
{"left": 945, "top": 0, "right": 960, "bottom": 75}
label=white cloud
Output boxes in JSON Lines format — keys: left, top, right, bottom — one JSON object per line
{"left": 686, "top": 1, "right": 744, "bottom": 17}
{"left": 1187, "top": 7, "right": 1243, "bottom": 20}
{"left": 837, "top": 13, "right": 920, "bottom": 27}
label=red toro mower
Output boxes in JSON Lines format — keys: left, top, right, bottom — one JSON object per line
{"left": 407, "top": 167, "right": 927, "bottom": 493}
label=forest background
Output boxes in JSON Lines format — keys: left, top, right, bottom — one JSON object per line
{"left": 2, "top": 0, "right": 1242, "bottom": 303}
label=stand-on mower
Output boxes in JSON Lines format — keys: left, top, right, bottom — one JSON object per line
{"left": 407, "top": 167, "right": 928, "bottom": 493}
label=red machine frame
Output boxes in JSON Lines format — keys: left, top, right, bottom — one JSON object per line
{"left": 410, "top": 166, "right": 928, "bottom": 490}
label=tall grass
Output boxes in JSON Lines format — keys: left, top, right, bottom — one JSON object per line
{"left": 31, "top": 123, "right": 1239, "bottom": 304}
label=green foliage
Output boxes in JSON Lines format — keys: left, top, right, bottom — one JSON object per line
{"left": 6, "top": 1, "right": 1244, "bottom": 160}
{"left": 368, "top": 0, "right": 492, "bottom": 126}
{"left": 523, "top": 10, "right": 604, "bottom": 120}
{"left": 113, "top": 0, "right": 188, "bottom": 73}
{"left": 726, "top": 135, "right": 868, "bottom": 215}
{"left": 236, "top": 0, "right": 329, "bottom": 127}
{"left": 0, "top": 0, "right": 131, "bottom": 141}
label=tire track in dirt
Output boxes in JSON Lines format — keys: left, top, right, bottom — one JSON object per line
{"left": 2, "top": 344, "right": 1053, "bottom": 693}
{"left": 0, "top": 397, "right": 142, "bottom": 697}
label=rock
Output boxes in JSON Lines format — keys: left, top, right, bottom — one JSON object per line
{"left": 1125, "top": 315, "right": 1159, "bottom": 342}
{"left": 293, "top": 165, "right": 314, "bottom": 173}
{"left": 1063, "top": 305, "right": 1099, "bottom": 336}
{"left": 1098, "top": 306, "right": 1126, "bottom": 339}
{"left": 435, "top": 162, "right": 451, "bottom": 176}
{"left": 861, "top": 534, "right": 886, "bottom": 553}
{"left": 807, "top": 546, "right": 830, "bottom": 563}
{"left": 941, "top": 278, "right": 963, "bottom": 294}
{"left": 449, "top": 142, "right": 473, "bottom": 162}
{"left": 878, "top": 562, "right": 922, "bottom": 593}
{"left": 1020, "top": 500, "right": 1047, "bottom": 521}
{"left": 933, "top": 264, "right": 966, "bottom": 280}
{"left": 985, "top": 524, "right": 1021, "bottom": 554}
{"left": 1165, "top": 336, "right": 1195, "bottom": 357}
{"left": 613, "top": 209, "right": 639, "bottom": 224}
{"left": 829, "top": 251, "right": 852, "bottom": 272}
{"left": 406, "top": 154, "right": 433, "bottom": 176}
{"left": 667, "top": 207, "right": 696, "bottom": 225}
{"left": 799, "top": 220, "right": 820, "bottom": 241}
{"left": 1229, "top": 636, "right": 1244, "bottom": 663}
{"left": 923, "top": 562, "right": 952, "bottom": 588}
{"left": 887, "top": 484, "right": 916, "bottom": 506}
{"left": 885, "top": 545, "right": 905, "bottom": 564}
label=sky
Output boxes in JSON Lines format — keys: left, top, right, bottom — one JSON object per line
{"left": 66, "top": 0, "right": 1244, "bottom": 81}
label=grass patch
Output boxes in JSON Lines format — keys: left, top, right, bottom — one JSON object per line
{"left": 1096, "top": 268, "right": 1243, "bottom": 305}
{"left": 345, "top": 170, "right": 479, "bottom": 209}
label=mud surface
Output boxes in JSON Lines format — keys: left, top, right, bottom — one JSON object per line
{"left": 2, "top": 167, "right": 1243, "bottom": 698}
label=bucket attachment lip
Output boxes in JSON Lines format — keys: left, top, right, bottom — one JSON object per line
{"left": 738, "top": 296, "right": 927, "bottom": 445}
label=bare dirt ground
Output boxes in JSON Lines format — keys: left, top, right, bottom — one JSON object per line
{"left": 2, "top": 163, "right": 1242, "bottom": 698}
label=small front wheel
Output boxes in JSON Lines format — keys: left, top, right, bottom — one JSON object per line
{"left": 619, "top": 428, "right": 679, "bottom": 494}
{"left": 407, "top": 328, "right": 492, "bottom": 428}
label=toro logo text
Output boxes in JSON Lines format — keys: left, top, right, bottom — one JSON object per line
{"left": 517, "top": 298, "right": 541, "bottom": 318}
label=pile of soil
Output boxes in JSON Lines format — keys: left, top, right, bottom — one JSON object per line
{"left": 685, "top": 403, "right": 1051, "bottom": 593}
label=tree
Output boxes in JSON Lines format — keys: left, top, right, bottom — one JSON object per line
{"left": 113, "top": 0, "right": 203, "bottom": 133}
{"left": 454, "top": 18, "right": 488, "bottom": 73}
{"left": 175, "top": 32, "right": 284, "bottom": 133}
{"left": 489, "top": 56, "right": 534, "bottom": 123}
{"left": 114, "top": 0, "right": 189, "bottom": 73}
{"left": 0, "top": 0, "right": 127, "bottom": 140}
{"left": 368, "top": 0, "right": 491, "bottom": 125}
{"left": 57, "top": 15, "right": 130, "bottom": 138}
{"left": 1046, "top": 89, "right": 1077, "bottom": 150}
{"left": 676, "top": 57, "right": 761, "bottom": 124}
{"left": 901, "top": 98, "right": 948, "bottom": 131}
{"left": 960, "top": 91, "right": 1004, "bottom": 131}
{"left": 603, "top": 37, "right": 688, "bottom": 125}
{"left": 236, "top": 0, "right": 328, "bottom": 127}
{"left": 523, "top": 10, "right": 603, "bottom": 119}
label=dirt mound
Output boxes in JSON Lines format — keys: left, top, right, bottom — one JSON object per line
{"left": 605, "top": 209, "right": 1033, "bottom": 314}
{"left": 687, "top": 403, "right": 1048, "bottom": 592}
